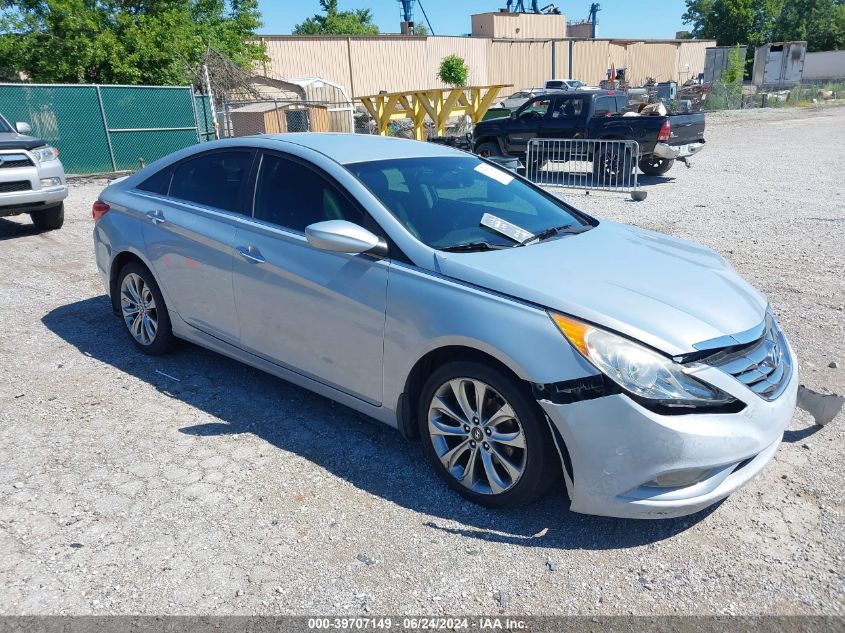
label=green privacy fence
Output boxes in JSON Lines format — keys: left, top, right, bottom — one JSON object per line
{"left": 0, "top": 83, "right": 213, "bottom": 174}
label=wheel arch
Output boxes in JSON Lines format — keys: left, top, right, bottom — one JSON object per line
{"left": 108, "top": 250, "right": 162, "bottom": 314}
{"left": 473, "top": 136, "right": 505, "bottom": 154}
{"left": 397, "top": 344, "right": 535, "bottom": 441}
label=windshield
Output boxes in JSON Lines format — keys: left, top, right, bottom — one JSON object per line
{"left": 348, "top": 156, "right": 592, "bottom": 250}
{"left": 0, "top": 115, "right": 13, "bottom": 133}
{"left": 568, "top": 80, "right": 584, "bottom": 89}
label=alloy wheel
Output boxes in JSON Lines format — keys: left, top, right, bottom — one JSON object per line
{"left": 427, "top": 378, "right": 527, "bottom": 495}
{"left": 120, "top": 272, "right": 158, "bottom": 346}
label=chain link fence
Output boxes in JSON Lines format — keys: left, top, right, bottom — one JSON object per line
{"left": 703, "top": 80, "right": 845, "bottom": 111}
{"left": 0, "top": 83, "right": 204, "bottom": 174}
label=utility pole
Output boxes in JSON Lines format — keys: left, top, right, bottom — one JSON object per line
{"left": 202, "top": 63, "right": 220, "bottom": 140}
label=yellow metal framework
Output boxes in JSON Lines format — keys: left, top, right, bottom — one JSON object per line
{"left": 357, "top": 85, "right": 511, "bottom": 140}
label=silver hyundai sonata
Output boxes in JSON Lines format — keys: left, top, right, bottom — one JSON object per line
{"left": 92, "top": 134, "right": 798, "bottom": 519}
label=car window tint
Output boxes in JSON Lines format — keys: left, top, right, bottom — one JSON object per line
{"left": 169, "top": 151, "right": 252, "bottom": 212}
{"left": 521, "top": 97, "right": 552, "bottom": 118}
{"left": 615, "top": 96, "right": 629, "bottom": 111}
{"left": 137, "top": 167, "right": 172, "bottom": 195}
{"left": 253, "top": 153, "right": 364, "bottom": 232}
{"left": 552, "top": 98, "right": 583, "bottom": 118}
{"left": 593, "top": 96, "right": 616, "bottom": 116}
{"left": 350, "top": 156, "right": 587, "bottom": 249}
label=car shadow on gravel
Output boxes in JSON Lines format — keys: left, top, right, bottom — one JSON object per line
{"left": 43, "top": 295, "right": 716, "bottom": 551}
{"left": 0, "top": 217, "right": 43, "bottom": 241}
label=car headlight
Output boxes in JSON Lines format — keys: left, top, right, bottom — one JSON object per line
{"left": 32, "top": 146, "right": 59, "bottom": 163}
{"left": 550, "top": 312, "right": 735, "bottom": 408}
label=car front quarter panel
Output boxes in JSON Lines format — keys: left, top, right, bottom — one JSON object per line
{"left": 382, "top": 261, "right": 598, "bottom": 425}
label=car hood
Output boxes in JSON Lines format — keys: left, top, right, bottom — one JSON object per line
{"left": 434, "top": 220, "right": 767, "bottom": 356}
{"left": 0, "top": 132, "right": 48, "bottom": 150}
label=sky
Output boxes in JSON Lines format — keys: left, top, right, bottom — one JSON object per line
{"left": 257, "top": 0, "right": 691, "bottom": 40}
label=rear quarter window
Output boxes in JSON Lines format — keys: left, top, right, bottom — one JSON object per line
{"left": 136, "top": 167, "right": 172, "bottom": 195}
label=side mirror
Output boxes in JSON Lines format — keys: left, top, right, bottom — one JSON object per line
{"left": 509, "top": 111, "right": 517, "bottom": 120}
{"left": 305, "top": 220, "right": 387, "bottom": 256}
{"left": 15, "top": 122, "right": 32, "bottom": 135}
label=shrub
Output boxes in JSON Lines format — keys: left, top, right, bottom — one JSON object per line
{"left": 438, "top": 55, "right": 468, "bottom": 87}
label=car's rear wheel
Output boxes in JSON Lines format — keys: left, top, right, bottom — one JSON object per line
{"left": 117, "top": 262, "right": 175, "bottom": 355}
{"left": 30, "top": 203, "right": 64, "bottom": 231}
{"left": 639, "top": 155, "right": 675, "bottom": 176}
{"left": 418, "top": 361, "right": 556, "bottom": 508}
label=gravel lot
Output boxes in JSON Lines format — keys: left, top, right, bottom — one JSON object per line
{"left": 1, "top": 106, "right": 843, "bottom": 616}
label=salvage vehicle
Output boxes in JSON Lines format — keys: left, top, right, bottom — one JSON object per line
{"left": 0, "top": 113, "right": 67, "bottom": 230}
{"left": 92, "top": 134, "right": 797, "bottom": 519}
{"left": 496, "top": 88, "right": 554, "bottom": 110}
{"left": 472, "top": 89, "right": 705, "bottom": 176}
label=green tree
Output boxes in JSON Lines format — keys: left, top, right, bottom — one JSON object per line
{"left": 683, "top": 0, "right": 845, "bottom": 51}
{"left": 772, "top": 0, "right": 845, "bottom": 51}
{"left": 0, "top": 0, "right": 266, "bottom": 84}
{"left": 293, "top": 0, "right": 378, "bottom": 35}
{"left": 437, "top": 54, "right": 468, "bottom": 87}
{"left": 682, "top": 0, "right": 781, "bottom": 46}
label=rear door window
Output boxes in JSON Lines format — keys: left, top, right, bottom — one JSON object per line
{"left": 593, "top": 96, "right": 617, "bottom": 116}
{"left": 169, "top": 150, "right": 254, "bottom": 213}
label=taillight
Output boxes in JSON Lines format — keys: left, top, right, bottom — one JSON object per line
{"left": 658, "top": 119, "right": 671, "bottom": 142}
{"left": 92, "top": 200, "right": 110, "bottom": 221}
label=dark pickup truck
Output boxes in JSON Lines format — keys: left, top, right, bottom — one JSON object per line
{"left": 472, "top": 90, "right": 705, "bottom": 176}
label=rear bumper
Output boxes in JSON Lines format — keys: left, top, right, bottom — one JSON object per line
{"left": 653, "top": 141, "right": 706, "bottom": 161}
{"left": 541, "top": 349, "right": 798, "bottom": 519}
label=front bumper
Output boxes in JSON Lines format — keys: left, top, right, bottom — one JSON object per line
{"left": 541, "top": 350, "right": 799, "bottom": 519}
{"left": 653, "top": 141, "right": 706, "bottom": 161}
{"left": 0, "top": 157, "right": 68, "bottom": 216}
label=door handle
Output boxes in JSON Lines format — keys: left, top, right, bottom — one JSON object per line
{"left": 236, "top": 245, "right": 266, "bottom": 264}
{"left": 146, "top": 209, "right": 165, "bottom": 225}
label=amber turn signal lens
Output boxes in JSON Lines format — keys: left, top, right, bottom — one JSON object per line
{"left": 549, "top": 312, "right": 592, "bottom": 356}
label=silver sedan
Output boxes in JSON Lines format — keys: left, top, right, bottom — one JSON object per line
{"left": 92, "top": 134, "right": 798, "bottom": 518}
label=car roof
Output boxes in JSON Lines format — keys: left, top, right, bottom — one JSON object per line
{"left": 267, "top": 133, "right": 464, "bottom": 165}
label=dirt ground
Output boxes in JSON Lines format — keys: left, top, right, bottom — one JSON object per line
{"left": 0, "top": 106, "right": 843, "bottom": 616}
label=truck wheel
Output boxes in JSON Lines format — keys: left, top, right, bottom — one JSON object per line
{"left": 592, "top": 149, "right": 634, "bottom": 184}
{"left": 475, "top": 142, "right": 502, "bottom": 158}
{"left": 30, "top": 203, "right": 64, "bottom": 231}
{"left": 638, "top": 156, "right": 675, "bottom": 176}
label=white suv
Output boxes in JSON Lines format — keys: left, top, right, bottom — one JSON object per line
{"left": 0, "top": 113, "right": 68, "bottom": 230}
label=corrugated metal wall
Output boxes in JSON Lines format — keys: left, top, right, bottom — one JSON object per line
{"left": 490, "top": 40, "right": 552, "bottom": 88}
{"left": 259, "top": 36, "right": 715, "bottom": 98}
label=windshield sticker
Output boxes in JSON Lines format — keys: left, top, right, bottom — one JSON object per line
{"left": 475, "top": 162, "right": 514, "bottom": 186}
{"left": 479, "top": 213, "right": 534, "bottom": 243}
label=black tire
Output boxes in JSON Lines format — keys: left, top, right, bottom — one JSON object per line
{"left": 417, "top": 361, "right": 557, "bottom": 509}
{"left": 592, "top": 148, "right": 634, "bottom": 184}
{"left": 30, "top": 203, "right": 64, "bottom": 231}
{"left": 638, "top": 155, "right": 675, "bottom": 176}
{"left": 474, "top": 141, "right": 502, "bottom": 158}
{"left": 116, "top": 262, "right": 176, "bottom": 356}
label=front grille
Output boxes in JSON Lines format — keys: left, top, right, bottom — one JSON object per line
{"left": 0, "top": 155, "right": 33, "bottom": 169}
{"left": 0, "top": 181, "right": 32, "bottom": 194}
{"left": 706, "top": 313, "right": 792, "bottom": 401}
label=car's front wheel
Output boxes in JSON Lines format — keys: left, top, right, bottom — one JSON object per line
{"left": 474, "top": 141, "right": 502, "bottom": 158}
{"left": 418, "top": 361, "right": 556, "bottom": 508}
{"left": 117, "top": 262, "right": 175, "bottom": 355}
{"left": 30, "top": 203, "right": 64, "bottom": 231}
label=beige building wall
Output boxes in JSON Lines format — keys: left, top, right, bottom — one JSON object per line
{"left": 258, "top": 35, "right": 716, "bottom": 99}
{"left": 490, "top": 39, "right": 553, "bottom": 89}
{"left": 471, "top": 12, "right": 566, "bottom": 39}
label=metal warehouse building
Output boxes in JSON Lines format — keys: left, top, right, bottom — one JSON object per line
{"left": 256, "top": 12, "right": 715, "bottom": 99}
